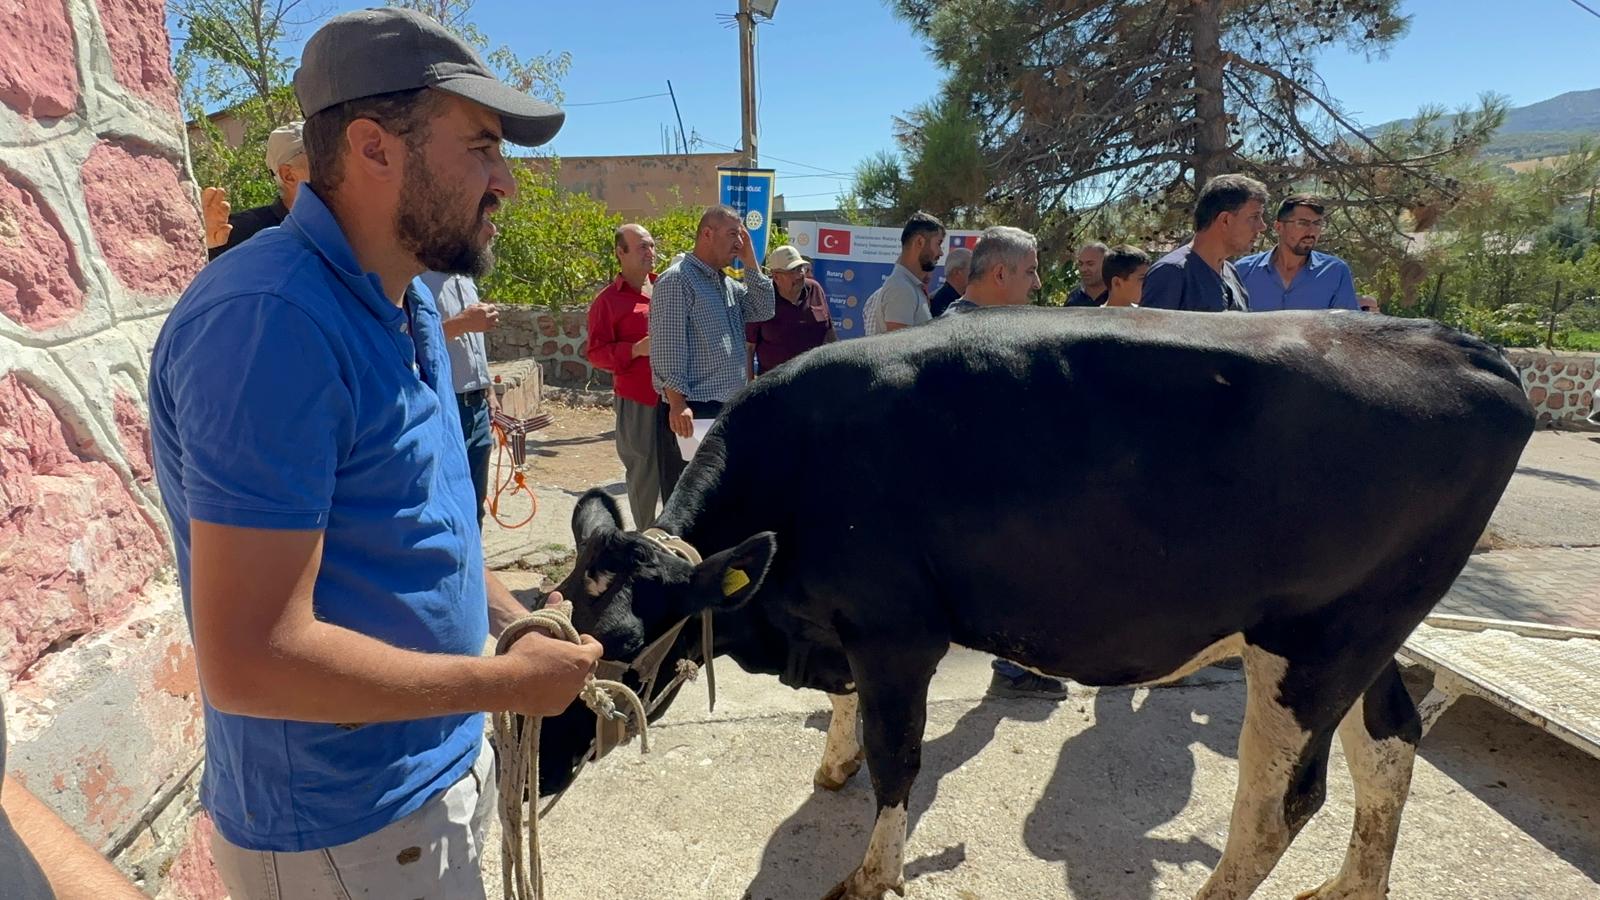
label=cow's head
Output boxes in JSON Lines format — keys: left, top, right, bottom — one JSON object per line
{"left": 535, "top": 489, "right": 775, "bottom": 794}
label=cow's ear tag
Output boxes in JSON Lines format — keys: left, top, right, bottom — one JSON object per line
{"left": 722, "top": 568, "right": 750, "bottom": 597}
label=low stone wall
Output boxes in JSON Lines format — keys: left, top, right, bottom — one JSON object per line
{"left": 1506, "top": 349, "right": 1598, "bottom": 429}
{"left": 487, "top": 306, "right": 611, "bottom": 391}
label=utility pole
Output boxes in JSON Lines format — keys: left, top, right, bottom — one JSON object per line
{"left": 737, "top": 0, "right": 758, "bottom": 168}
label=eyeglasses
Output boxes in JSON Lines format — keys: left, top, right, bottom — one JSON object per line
{"left": 1283, "top": 218, "right": 1327, "bottom": 230}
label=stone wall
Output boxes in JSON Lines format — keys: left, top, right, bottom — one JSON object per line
{"left": 0, "top": 1, "right": 220, "bottom": 896}
{"left": 1506, "top": 349, "right": 1598, "bottom": 429}
{"left": 487, "top": 305, "right": 612, "bottom": 391}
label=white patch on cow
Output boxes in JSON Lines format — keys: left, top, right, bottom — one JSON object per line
{"left": 1196, "top": 645, "right": 1313, "bottom": 900}
{"left": 583, "top": 571, "right": 613, "bottom": 596}
{"left": 829, "top": 803, "right": 908, "bottom": 899}
{"left": 1136, "top": 632, "right": 1247, "bottom": 686}
{"left": 814, "top": 693, "right": 864, "bottom": 790}
{"left": 1296, "top": 696, "right": 1416, "bottom": 899}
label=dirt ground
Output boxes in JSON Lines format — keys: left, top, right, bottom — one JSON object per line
{"left": 517, "top": 400, "right": 622, "bottom": 491}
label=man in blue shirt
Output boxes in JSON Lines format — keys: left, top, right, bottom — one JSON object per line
{"left": 1234, "top": 195, "right": 1361, "bottom": 312}
{"left": 148, "top": 9, "right": 601, "bottom": 897}
{"left": 1141, "top": 174, "right": 1268, "bottom": 312}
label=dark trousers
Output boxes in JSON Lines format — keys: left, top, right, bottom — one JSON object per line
{"left": 655, "top": 397, "right": 724, "bottom": 505}
{"left": 457, "top": 390, "right": 492, "bottom": 524}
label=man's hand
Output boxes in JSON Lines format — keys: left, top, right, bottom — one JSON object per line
{"left": 631, "top": 335, "right": 651, "bottom": 359}
{"left": 500, "top": 592, "right": 603, "bottom": 717}
{"left": 667, "top": 396, "right": 694, "bottom": 438}
{"left": 736, "top": 223, "right": 760, "bottom": 271}
{"left": 453, "top": 303, "right": 500, "bottom": 333}
{"left": 202, "top": 186, "right": 232, "bottom": 249}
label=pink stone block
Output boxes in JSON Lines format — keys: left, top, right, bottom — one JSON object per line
{"left": 163, "top": 816, "right": 227, "bottom": 899}
{"left": 0, "top": 0, "right": 78, "bottom": 118}
{"left": 112, "top": 390, "right": 153, "bottom": 481}
{"left": 0, "top": 374, "right": 167, "bottom": 679}
{"left": 0, "top": 167, "right": 87, "bottom": 328}
{"left": 81, "top": 141, "right": 203, "bottom": 296}
{"left": 96, "top": 0, "right": 178, "bottom": 113}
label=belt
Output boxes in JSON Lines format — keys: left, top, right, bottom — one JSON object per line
{"left": 458, "top": 387, "right": 491, "bottom": 405}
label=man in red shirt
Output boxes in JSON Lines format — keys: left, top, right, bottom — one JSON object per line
{"left": 746, "top": 245, "right": 835, "bottom": 375}
{"left": 586, "top": 223, "right": 661, "bottom": 527}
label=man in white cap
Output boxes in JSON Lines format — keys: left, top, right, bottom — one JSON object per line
{"left": 201, "top": 121, "right": 310, "bottom": 260}
{"left": 148, "top": 8, "right": 601, "bottom": 897}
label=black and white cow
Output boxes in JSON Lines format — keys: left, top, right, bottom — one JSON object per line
{"left": 538, "top": 307, "right": 1533, "bottom": 899}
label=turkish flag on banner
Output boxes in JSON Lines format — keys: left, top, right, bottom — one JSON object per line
{"left": 817, "top": 227, "right": 852, "bottom": 255}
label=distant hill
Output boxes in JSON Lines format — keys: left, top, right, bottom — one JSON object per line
{"left": 1369, "top": 88, "right": 1600, "bottom": 160}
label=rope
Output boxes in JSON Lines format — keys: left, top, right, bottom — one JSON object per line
{"left": 493, "top": 531, "right": 715, "bottom": 899}
{"left": 492, "top": 606, "right": 649, "bottom": 900}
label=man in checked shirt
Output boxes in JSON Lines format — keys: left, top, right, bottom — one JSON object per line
{"left": 648, "top": 204, "right": 774, "bottom": 501}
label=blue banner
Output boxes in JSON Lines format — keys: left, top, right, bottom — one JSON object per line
{"left": 717, "top": 167, "right": 776, "bottom": 272}
{"left": 787, "top": 222, "right": 984, "bottom": 339}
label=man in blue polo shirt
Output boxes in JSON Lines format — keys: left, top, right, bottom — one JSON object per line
{"left": 1235, "top": 195, "right": 1360, "bottom": 312}
{"left": 148, "top": 9, "right": 601, "bottom": 898}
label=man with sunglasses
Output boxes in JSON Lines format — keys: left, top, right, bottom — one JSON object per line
{"left": 1235, "top": 195, "right": 1361, "bottom": 312}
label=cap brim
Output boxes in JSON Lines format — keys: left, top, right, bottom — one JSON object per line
{"left": 432, "top": 75, "right": 565, "bottom": 147}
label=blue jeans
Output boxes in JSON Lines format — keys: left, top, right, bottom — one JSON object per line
{"left": 456, "top": 390, "right": 492, "bottom": 524}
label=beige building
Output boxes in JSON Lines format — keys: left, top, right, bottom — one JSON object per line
{"left": 522, "top": 152, "right": 744, "bottom": 218}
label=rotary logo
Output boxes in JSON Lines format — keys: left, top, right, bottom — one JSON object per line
{"left": 842, "top": 269, "right": 855, "bottom": 282}
{"left": 846, "top": 296, "right": 858, "bottom": 308}
{"left": 794, "top": 232, "right": 810, "bottom": 247}
{"left": 745, "top": 210, "right": 764, "bottom": 231}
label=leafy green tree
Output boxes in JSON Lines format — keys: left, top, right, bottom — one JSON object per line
{"left": 480, "top": 163, "right": 620, "bottom": 311}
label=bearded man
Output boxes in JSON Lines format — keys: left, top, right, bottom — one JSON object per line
{"left": 147, "top": 9, "right": 602, "bottom": 897}
{"left": 1235, "top": 195, "right": 1360, "bottom": 311}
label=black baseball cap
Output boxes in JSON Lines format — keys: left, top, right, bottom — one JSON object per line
{"left": 293, "top": 7, "right": 565, "bottom": 147}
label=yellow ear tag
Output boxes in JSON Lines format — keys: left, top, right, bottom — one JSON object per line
{"left": 721, "top": 568, "right": 750, "bottom": 597}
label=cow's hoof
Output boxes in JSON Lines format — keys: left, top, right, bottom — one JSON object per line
{"left": 821, "top": 868, "right": 906, "bottom": 899}
{"left": 813, "top": 750, "right": 865, "bottom": 791}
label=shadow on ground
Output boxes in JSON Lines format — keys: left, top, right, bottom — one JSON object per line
{"left": 1023, "top": 684, "right": 1240, "bottom": 900}
{"left": 741, "top": 681, "right": 1247, "bottom": 900}
{"left": 1418, "top": 695, "right": 1600, "bottom": 884}
{"left": 741, "top": 696, "right": 1052, "bottom": 899}
{"left": 1514, "top": 465, "right": 1600, "bottom": 492}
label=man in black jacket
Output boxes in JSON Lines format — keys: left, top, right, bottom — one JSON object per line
{"left": 201, "top": 121, "right": 309, "bottom": 260}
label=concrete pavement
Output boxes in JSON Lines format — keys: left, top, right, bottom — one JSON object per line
{"left": 482, "top": 651, "right": 1600, "bottom": 899}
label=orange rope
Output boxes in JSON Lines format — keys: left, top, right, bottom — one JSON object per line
{"left": 489, "top": 421, "right": 538, "bottom": 529}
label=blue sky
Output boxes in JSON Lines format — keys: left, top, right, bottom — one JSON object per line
{"left": 228, "top": 0, "right": 1600, "bottom": 206}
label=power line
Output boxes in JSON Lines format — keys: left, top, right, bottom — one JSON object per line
{"left": 694, "top": 136, "right": 852, "bottom": 176}
{"left": 565, "top": 92, "right": 670, "bottom": 107}
{"left": 1563, "top": 0, "right": 1600, "bottom": 19}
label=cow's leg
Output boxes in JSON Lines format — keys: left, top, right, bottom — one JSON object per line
{"left": 823, "top": 646, "right": 940, "bottom": 900}
{"left": 815, "top": 692, "right": 865, "bottom": 790}
{"left": 1196, "top": 643, "right": 1339, "bottom": 900}
{"left": 1294, "top": 660, "right": 1420, "bottom": 900}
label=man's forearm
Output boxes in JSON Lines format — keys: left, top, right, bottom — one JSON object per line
{"left": 201, "top": 619, "right": 525, "bottom": 724}
{"left": 2, "top": 776, "right": 146, "bottom": 899}
{"left": 442, "top": 316, "right": 472, "bottom": 339}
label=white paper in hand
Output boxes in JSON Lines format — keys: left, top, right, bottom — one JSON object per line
{"left": 675, "top": 418, "right": 715, "bottom": 461}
